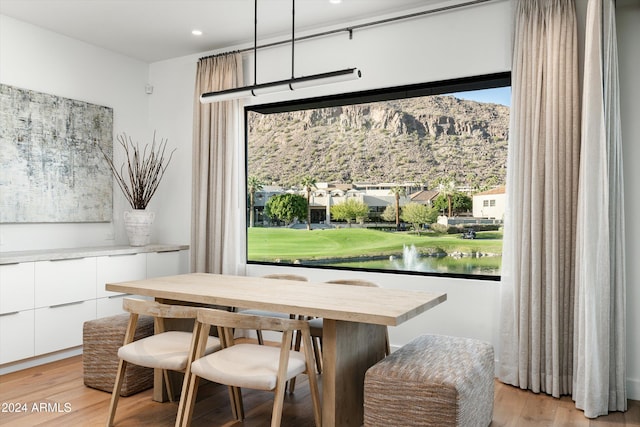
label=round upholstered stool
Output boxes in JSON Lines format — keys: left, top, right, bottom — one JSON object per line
{"left": 364, "top": 334, "right": 494, "bottom": 427}
{"left": 83, "top": 313, "right": 154, "bottom": 396}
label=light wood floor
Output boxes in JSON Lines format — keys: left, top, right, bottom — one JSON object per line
{"left": 0, "top": 355, "right": 638, "bottom": 427}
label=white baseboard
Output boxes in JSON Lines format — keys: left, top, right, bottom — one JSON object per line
{"left": 628, "top": 378, "right": 640, "bottom": 401}
{"left": 0, "top": 347, "right": 82, "bottom": 376}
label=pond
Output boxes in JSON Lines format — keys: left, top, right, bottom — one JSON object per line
{"left": 326, "top": 245, "right": 502, "bottom": 277}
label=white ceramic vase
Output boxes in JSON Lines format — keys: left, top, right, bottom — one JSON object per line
{"left": 123, "top": 209, "right": 155, "bottom": 246}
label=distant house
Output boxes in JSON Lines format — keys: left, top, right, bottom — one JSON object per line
{"left": 409, "top": 189, "right": 440, "bottom": 207}
{"left": 253, "top": 181, "right": 430, "bottom": 225}
{"left": 252, "top": 185, "right": 286, "bottom": 225}
{"left": 473, "top": 186, "right": 506, "bottom": 219}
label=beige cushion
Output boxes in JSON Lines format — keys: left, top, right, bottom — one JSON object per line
{"left": 118, "top": 331, "right": 220, "bottom": 371}
{"left": 190, "top": 343, "right": 306, "bottom": 391}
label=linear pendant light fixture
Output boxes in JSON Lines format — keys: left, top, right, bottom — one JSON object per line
{"left": 200, "top": 0, "right": 361, "bottom": 104}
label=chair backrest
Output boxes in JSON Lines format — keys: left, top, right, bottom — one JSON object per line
{"left": 123, "top": 298, "right": 199, "bottom": 319}
{"left": 262, "top": 274, "right": 308, "bottom": 281}
{"left": 197, "top": 308, "right": 309, "bottom": 336}
{"left": 326, "top": 279, "right": 379, "bottom": 288}
{"left": 122, "top": 297, "right": 200, "bottom": 337}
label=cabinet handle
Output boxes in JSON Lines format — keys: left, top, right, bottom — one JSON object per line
{"left": 108, "top": 253, "right": 137, "bottom": 257}
{"left": 49, "top": 300, "right": 85, "bottom": 309}
{"left": 0, "top": 311, "right": 19, "bottom": 317}
{"left": 0, "top": 262, "right": 20, "bottom": 266}
{"left": 49, "top": 257, "right": 85, "bottom": 262}
{"left": 157, "top": 250, "right": 179, "bottom": 253}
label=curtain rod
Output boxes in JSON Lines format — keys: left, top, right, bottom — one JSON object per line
{"left": 199, "top": 0, "right": 495, "bottom": 61}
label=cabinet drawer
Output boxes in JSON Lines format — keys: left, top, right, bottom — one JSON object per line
{"left": 34, "top": 258, "right": 96, "bottom": 308}
{"left": 0, "top": 310, "right": 35, "bottom": 364}
{"left": 147, "top": 250, "right": 189, "bottom": 278}
{"left": 0, "top": 262, "right": 35, "bottom": 314}
{"left": 34, "top": 300, "right": 96, "bottom": 355}
{"left": 96, "top": 253, "right": 146, "bottom": 298}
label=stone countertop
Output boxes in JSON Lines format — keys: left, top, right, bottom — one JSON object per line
{"left": 0, "top": 244, "right": 189, "bottom": 264}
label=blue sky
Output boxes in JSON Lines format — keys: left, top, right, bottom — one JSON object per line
{"left": 452, "top": 86, "right": 511, "bottom": 107}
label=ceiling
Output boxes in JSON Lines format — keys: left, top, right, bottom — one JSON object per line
{"left": 0, "top": 0, "right": 442, "bottom": 63}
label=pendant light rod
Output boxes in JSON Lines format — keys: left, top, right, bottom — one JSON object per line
{"left": 254, "top": 0, "right": 258, "bottom": 85}
{"left": 291, "top": 0, "right": 295, "bottom": 79}
{"left": 200, "top": 0, "right": 361, "bottom": 104}
{"left": 200, "top": 67, "right": 361, "bottom": 103}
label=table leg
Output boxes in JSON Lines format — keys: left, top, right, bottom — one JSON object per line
{"left": 153, "top": 369, "right": 165, "bottom": 402}
{"left": 321, "top": 319, "right": 387, "bottom": 427}
{"left": 151, "top": 306, "right": 193, "bottom": 402}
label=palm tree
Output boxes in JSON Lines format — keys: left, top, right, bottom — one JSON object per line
{"left": 389, "top": 186, "right": 406, "bottom": 230}
{"left": 300, "top": 175, "right": 317, "bottom": 230}
{"left": 247, "top": 176, "right": 264, "bottom": 228}
{"left": 437, "top": 179, "right": 456, "bottom": 217}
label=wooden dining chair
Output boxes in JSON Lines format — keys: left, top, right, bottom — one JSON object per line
{"left": 178, "top": 308, "right": 322, "bottom": 427}
{"left": 238, "top": 274, "right": 308, "bottom": 345}
{"left": 106, "top": 298, "right": 221, "bottom": 427}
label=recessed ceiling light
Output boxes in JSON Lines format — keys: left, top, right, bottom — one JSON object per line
{"left": 329, "top": 0, "right": 342, "bottom": 4}
{"left": 192, "top": 29, "right": 203, "bottom": 36}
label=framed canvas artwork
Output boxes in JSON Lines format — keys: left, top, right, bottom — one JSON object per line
{"left": 0, "top": 84, "right": 113, "bottom": 223}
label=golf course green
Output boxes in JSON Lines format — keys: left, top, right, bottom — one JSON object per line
{"left": 248, "top": 227, "right": 502, "bottom": 265}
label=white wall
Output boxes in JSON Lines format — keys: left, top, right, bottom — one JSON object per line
{"left": 0, "top": 15, "right": 151, "bottom": 251}
{"left": 145, "top": 55, "right": 197, "bottom": 246}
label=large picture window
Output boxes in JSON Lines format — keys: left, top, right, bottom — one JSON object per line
{"left": 246, "top": 73, "right": 510, "bottom": 280}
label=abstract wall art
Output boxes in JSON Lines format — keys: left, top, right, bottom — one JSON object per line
{"left": 0, "top": 84, "right": 113, "bottom": 223}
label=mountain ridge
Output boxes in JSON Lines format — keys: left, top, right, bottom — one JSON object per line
{"left": 248, "top": 94, "right": 509, "bottom": 191}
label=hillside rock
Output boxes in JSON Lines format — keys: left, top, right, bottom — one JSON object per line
{"left": 248, "top": 95, "right": 509, "bottom": 190}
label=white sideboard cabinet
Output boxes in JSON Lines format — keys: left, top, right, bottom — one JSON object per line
{"left": 147, "top": 249, "right": 189, "bottom": 278}
{"left": 0, "top": 244, "right": 188, "bottom": 369}
{"left": 34, "top": 257, "right": 97, "bottom": 355}
{"left": 0, "top": 262, "right": 35, "bottom": 364}
{"left": 96, "top": 253, "right": 147, "bottom": 318}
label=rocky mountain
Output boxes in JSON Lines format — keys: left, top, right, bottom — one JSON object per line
{"left": 247, "top": 95, "right": 509, "bottom": 191}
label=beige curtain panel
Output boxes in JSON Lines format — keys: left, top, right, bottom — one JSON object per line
{"left": 191, "top": 53, "right": 245, "bottom": 274}
{"left": 500, "top": 0, "right": 628, "bottom": 418}
{"left": 498, "top": 0, "right": 580, "bottom": 398}
{"left": 573, "top": 0, "right": 627, "bottom": 417}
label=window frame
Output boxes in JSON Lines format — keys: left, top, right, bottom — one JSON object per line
{"left": 245, "top": 72, "right": 510, "bottom": 282}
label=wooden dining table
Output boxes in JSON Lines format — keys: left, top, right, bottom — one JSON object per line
{"left": 106, "top": 272, "right": 447, "bottom": 427}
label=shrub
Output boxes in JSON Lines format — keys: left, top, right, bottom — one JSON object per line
{"left": 429, "top": 223, "right": 449, "bottom": 234}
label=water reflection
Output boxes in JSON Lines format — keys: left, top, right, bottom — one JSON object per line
{"left": 392, "top": 244, "right": 422, "bottom": 270}
{"left": 329, "top": 244, "right": 501, "bottom": 276}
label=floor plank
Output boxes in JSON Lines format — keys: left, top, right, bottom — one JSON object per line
{"left": 1, "top": 356, "right": 638, "bottom": 426}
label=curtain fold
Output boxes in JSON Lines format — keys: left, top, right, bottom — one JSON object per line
{"left": 573, "top": 0, "right": 626, "bottom": 417}
{"left": 191, "top": 53, "right": 246, "bottom": 274}
{"left": 498, "top": 0, "right": 580, "bottom": 398}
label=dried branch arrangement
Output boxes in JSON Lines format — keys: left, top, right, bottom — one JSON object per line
{"left": 99, "top": 132, "right": 176, "bottom": 210}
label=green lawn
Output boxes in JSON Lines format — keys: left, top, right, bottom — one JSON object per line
{"left": 247, "top": 227, "right": 503, "bottom": 262}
